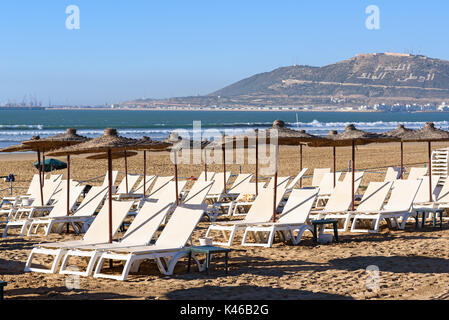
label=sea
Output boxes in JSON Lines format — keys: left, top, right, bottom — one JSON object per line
{"left": 1, "top": 109, "right": 449, "bottom": 149}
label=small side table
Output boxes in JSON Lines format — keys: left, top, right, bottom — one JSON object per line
{"left": 414, "top": 208, "right": 445, "bottom": 229}
{"left": 311, "top": 219, "right": 339, "bottom": 244}
{"left": 0, "top": 281, "right": 6, "bottom": 300}
{"left": 187, "top": 246, "right": 231, "bottom": 275}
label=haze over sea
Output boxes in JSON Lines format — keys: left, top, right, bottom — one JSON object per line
{"left": 1, "top": 109, "right": 449, "bottom": 149}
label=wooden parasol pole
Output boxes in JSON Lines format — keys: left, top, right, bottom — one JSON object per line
{"left": 299, "top": 144, "right": 303, "bottom": 188}
{"left": 428, "top": 141, "right": 433, "bottom": 202}
{"left": 333, "top": 146, "right": 337, "bottom": 187}
{"left": 36, "top": 149, "right": 44, "bottom": 206}
{"left": 222, "top": 137, "right": 227, "bottom": 194}
{"left": 66, "top": 155, "right": 71, "bottom": 233}
{"left": 204, "top": 147, "right": 208, "bottom": 181}
{"left": 107, "top": 149, "right": 113, "bottom": 244}
{"left": 174, "top": 150, "right": 179, "bottom": 205}
{"left": 143, "top": 151, "right": 147, "bottom": 198}
{"left": 255, "top": 129, "right": 259, "bottom": 196}
{"left": 400, "top": 141, "right": 404, "bottom": 179}
{"left": 271, "top": 143, "right": 279, "bottom": 223}
{"left": 42, "top": 151, "right": 45, "bottom": 186}
{"left": 351, "top": 141, "right": 355, "bottom": 211}
{"left": 124, "top": 150, "right": 129, "bottom": 194}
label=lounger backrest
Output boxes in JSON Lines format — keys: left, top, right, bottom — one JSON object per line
{"left": 341, "top": 171, "right": 365, "bottom": 185}
{"left": 72, "top": 186, "right": 108, "bottom": 217}
{"left": 42, "top": 177, "right": 63, "bottom": 205}
{"left": 244, "top": 186, "right": 288, "bottom": 223}
{"left": 183, "top": 181, "right": 214, "bottom": 205}
{"left": 26, "top": 174, "right": 41, "bottom": 196}
{"left": 121, "top": 197, "right": 174, "bottom": 246}
{"left": 148, "top": 176, "right": 174, "bottom": 197}
{"left": 49, "top": 174, "right": 63, "bottom": 183}
{"left": 83, "top": 200, "right": 134, "bottom": 243}
{"left": 155, "top": 205, "right": 206, "bottom": 248}
{"left": 407, "top": 167, "right": 428, "bottom": 180}
{"left": 356, "top": 181, "right": 393, "bottom": 212}
{"left": 436, "top": 178, "right": 449, "bottom": 203}
{"left": 101, "top": 171, "right": 119, "bottom": 188}
{"left": 149, "top": 181, "right": 187, "bottom": 203}
{"left": 227, "top": 174, "right": 253, "bottom": 194}
{"left": 413, "top": 175, "right": 441, "bottom": 203}
{"left": 198, "top": 171, "right": 215, "bottom": 182}
{"left": 324, "top": 172, "right": 364, "bottom": 212}
{"left": 116, "top": 174, "right": 141, "bottom": 194}
{"left": 287, "top": 168, "right": 308, "bottom": 189}
{"left": 133, "top": 175, "right": 157, "bottom": 195}
{"left": 278, "top": 188, "right": 318, "bottom": 224}
{"left": 235, "top": 182, "right": 265, "bottom": 201}
{"left": 318, "top": 172, "right": 342, "bottom": 196}
{"left": 265, "top": 177, "right": 291, "bottom": 189}
{"left": 312, "top": 168, "right": 331, "bottom": 187}
{"left": 384, "top": 167, "right": 401, "bottom": 182}
{"left": 208, "top": 172, "right": 231, "bottom": 195}
{"left": 48, "top": 181, "right": 85, "bottom": 218}
{"left": 383, "top": 180, "right": 422, "bottom": 212}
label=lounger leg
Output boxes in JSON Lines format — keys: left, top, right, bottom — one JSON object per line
{"left": 164, "top": 251, "right": 189, "bottom": 275}
{"left": 24, "top": 248, "right": 66, "bottom": 274}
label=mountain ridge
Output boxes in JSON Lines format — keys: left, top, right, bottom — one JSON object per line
{"left": 126, "top": 53, "right": 449, "bottom": 108}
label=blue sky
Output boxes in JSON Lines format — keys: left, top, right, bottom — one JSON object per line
{"left": 1, "top": 0, "right": 449, "bottom": 105}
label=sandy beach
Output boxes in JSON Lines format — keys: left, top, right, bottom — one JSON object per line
{"left": 1, "top": 142, "right": 449, "bottom": 300}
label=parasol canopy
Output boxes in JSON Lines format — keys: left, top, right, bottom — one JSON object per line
{"left": 33, "top": 158, "right": 67, "bottom": 172}
{"left": 22, "top": 128, "right": 89, "bottom": 150}
{"left": 86, "top": 151, "right": 138, "bottom": 160}
{"left": 47, "top": 128, "right": 141, "bottom": 244}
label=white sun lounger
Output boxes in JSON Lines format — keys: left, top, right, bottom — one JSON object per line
{"left": 212, "top": 173, "right": 253, "bottom": 217}
{"left": 205, "top": 185, "right": 288, "bottom": 247}
{"left": 1, "top": 174, "right": 41, "bottom": 208}
{"left": 351, "top": 179, "right": 422, "bottom": 233}
{"left": 384, "top": 167, "right": 401, "bottom": 182}
{"left": 26, "top": 181, "right": 86, "bottom": 236}
{"left": 198, "top": 171, "right": 215, "bottom": 182}
{"left": 265, "top": 176, "right": 291, "bottom": 189}
{"left": 92, "top": 183, "right": 214, "bottom": 280}
{"left": 241, "top": 188, "right": 319, "bottom": 247}
{"left": 407, "top": 167, "right": 428, "bottom": 180}
{"left": 26, "top": 185, "right": 109, "bottom": 236}
{"left": 3, "top": 177, "right": 64, "bottom": 237}
{"left": 24, "top": 200, "right": 135, "bottom": 274}
{"left": 315, "top": 172, "right": 343, "bottom": 207}
{"left": 130, "top": 175, "right": 157, "bottom": 198}
{"left": 114, "top": 174, "right": 141, "bottom": 197}
{"left": 325, "top": 181, "right": 393, "bottom": 233}
{"left": 58, "top": 196, "right": 175, "bottom": 277}
{"left": 286, "top": 168, "right": 309, "bottom": 190}
{"left": 100, "top": 171, "right": 119, "bottom": 188}
{"left": 312, "top": 168, "right": 331, "bottom": 187}
{"left": 310, "top": 172, "right": 364, "bottom": 231}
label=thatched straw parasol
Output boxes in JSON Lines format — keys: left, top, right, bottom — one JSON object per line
{"left": 86, "top": 151, "right": 138, "bottom": 160}
{"left": 47, "top": 128, "right": 140, "bottom": 243}
{"left": 308, "top": 124, "right": 399, "bottom": 211}
{"left": 22, "top": 129, "right": 89, "bottom": 213}
{"left": 384, "top": 124, "right": 417, "bottom": 179}
{"left": 386, "top": 122, "right": 449, "bottom": 202}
